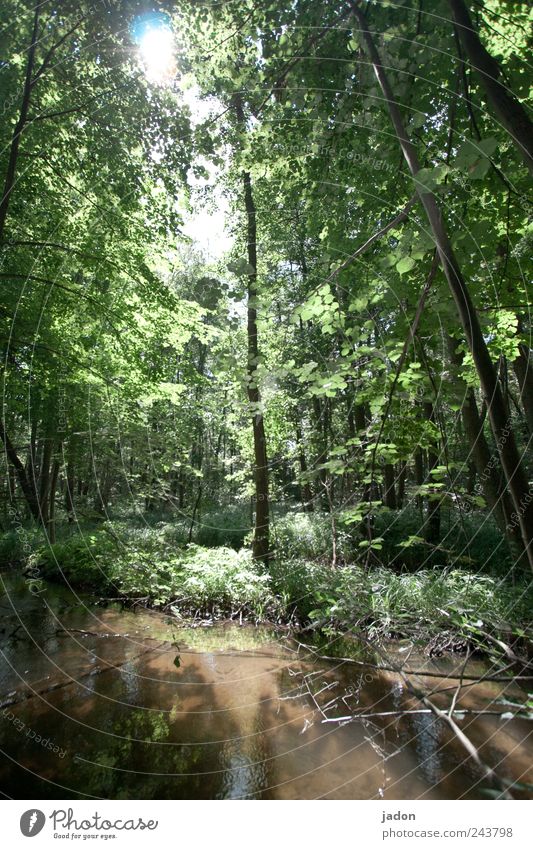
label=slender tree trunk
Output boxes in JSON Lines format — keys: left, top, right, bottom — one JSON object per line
{"left": 241, "top": 169, "right": 270, "bottom": 562}
{"left": 353, "top": 400, "right": 374, "bottom": 539}
{"left": 95, "top": 458, "right": 112, "bottom": 515}
{"left": 48, "top": 453, "right": 60, "bottom": 543}
{"left": 350, "top": 2, "right": 533, "bottom": 571}
{"left": 65, "top": 445, "right": 75, "bottom": 524}
{"left": 38, "top": 437, "right": 53, "bottom": 528}
{"left": 188, "top": 485, "right": 202, "bottom": 544}
{"left": 0, "top": 11, "right": 40, "bottom": 524}
{"left": 0, "top": 422, "right": 40, "bottom": 520}
{"left": 513, "top": 342, "right": 533, "bottom": 434}
{"left": 383, "top": 463, "right": 397, "bottom": 509}
{"left": 448, "top": 0, "right": 533, "bottom": 173}
{"left": 423, "top": 402, "right": 441, "bottom": 544}
{"left": 397, "top": 462, "right": 407, "bottom": 508}
{"left": 415, "top": 446, "right": 425, "bottom": 510}
{"left": 233, "top": 95, "right": 270, "bottom": 563}
{"left": 178, "top": 472, "right": 185, "bottom": 510}
{"left": 311, "top": 395, "right": 328, "bottom": 500}
{"left": 26, "top": 417, "right": 38, "bottom": 479}
{"left": 8, "top": 466, "right": 15, "bottom": 502}
{"left": 447, "top": 337, "right": 525, "bottom": 562}
{"left": 466, "top": 460, "right": 476, "bottom": 495}
{"left": 0, "top": 7, "right": 40, "bottom": 242}
{"left": 295, "top": 421, "right": 313, "bottom": 512}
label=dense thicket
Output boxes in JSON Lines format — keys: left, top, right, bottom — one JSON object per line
{"left": 1, "top": 0, "right": 532, "bottom": 603}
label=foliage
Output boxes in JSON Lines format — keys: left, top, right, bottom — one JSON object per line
{"left": 0, "top": 0, "right": 532, "bottom": 655}
{"left": 271, "top": 512, "right": 345, "bottom": 562}
{"left": 7, "top": 509, "right": 530, "bottom": 653}
{"left": 269, "top": 556, "right": 533, "bottom": 646}
{"left": 27, "top": 526, "right": 279, "bottom": 621}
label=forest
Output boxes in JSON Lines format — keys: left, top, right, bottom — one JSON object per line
{"left": 0, "top": 0, "right": 532, "bottom": 801}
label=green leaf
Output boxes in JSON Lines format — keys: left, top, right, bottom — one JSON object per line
{"left": 396, "top": 255, "right": 416, "bottom": 274}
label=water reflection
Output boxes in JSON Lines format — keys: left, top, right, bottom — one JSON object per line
{"left": 0, "top": 571, "right": 531, "bottom": 799}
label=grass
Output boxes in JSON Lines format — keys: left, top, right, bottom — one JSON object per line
{"left": 273, "top": 559, "right": 532, "bottom": 645}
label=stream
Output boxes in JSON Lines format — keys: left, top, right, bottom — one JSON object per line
{"left": 0, "top": 570, "right": 531, "bottom": 799}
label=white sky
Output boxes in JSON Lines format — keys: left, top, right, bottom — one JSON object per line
{"left": 140, "top": 25, "right": 233, "bottom": 262}
{"left": 180, "top": 84, "right": 233, "bottom": 261}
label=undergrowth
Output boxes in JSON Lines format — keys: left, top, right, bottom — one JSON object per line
{"left": 1, "top": 508, "right": 530, "bottom": 653}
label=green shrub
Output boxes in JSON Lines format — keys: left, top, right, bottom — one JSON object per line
{"left": 175, "top": 545, "right": 276, "bottom": 616}
{"left": 28, "top": 531, "right": 117, "bottom": 590}
{"left": 0, "top": 528, "right": 40, "bottom": 565}
{"left": 193, "top": 506, "right": 251, "bottom": 549}
{"left": 6, "top": 509, "right": 530, "bottom": 652}
{"left": 267, "top": 557, "right": 326, "bottom": 620}
{"left": 109, "top": 543, "right": 279, "bottom": 620}
{"left": 271, "top": 511, "right": 354, "bottom": 562}
{"left": 298, "top": 563, "right": 533, "bottom": 643}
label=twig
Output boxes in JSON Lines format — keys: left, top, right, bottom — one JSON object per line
{"left": 322, "top": 707, "right": 527, "bottom": 722}
{"left": 293, "top": 638, "right": 533, "bottom": 682}
{"left": 448, "top": 646, "right": 471, "bottom": 717}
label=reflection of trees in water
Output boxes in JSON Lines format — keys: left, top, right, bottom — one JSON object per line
{"left": 409, "top": 712, "right": 442, "bottom": 787}
{"left": 390, "top": 681, "right": 445, "bottom": 789}
{"left": 75, "top": 709, "right": 219, "bottom": 799}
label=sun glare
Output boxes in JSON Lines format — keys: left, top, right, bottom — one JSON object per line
{"left": 133, "top": 13, "right": 175, "bottom": 84}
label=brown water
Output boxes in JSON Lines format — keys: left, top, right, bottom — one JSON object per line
{"left": 0, "top": 571, "right": 531, "bottom": 799}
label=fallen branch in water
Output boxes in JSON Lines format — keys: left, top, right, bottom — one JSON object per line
{"left": 321, "top": 708, "right": 530, "bottom": 722}
{"left": 315, "top": 626, "right": 516, "bottom": 798}
{"left": 291, "top": 639, "right": 533, "bottom": 683}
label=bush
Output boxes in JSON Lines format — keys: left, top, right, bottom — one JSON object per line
{"left": 173, "top": 545, "right": 277, "bottom": 617}
{"left": 5, "top": 509, "right": 530, "bottom": 652}
{"left": 28, "top": 531, "right": 117, "bottom": 590}
{"left": 193, "top": 506, "right": 250, "bottom": 549}
{"left": 268, "top": 557, "right": 327, "bottom": 620}
{"left": 107, "top": 543, "right": 279, "bottom": 620}
{"left": 27, "top": 524, "right": 279, "bottom": 621}
{"left": 0, "top": 528, "right": 41, "bottom": 565}
{"left": 271, "top": 511, "right": 354, "bottom": 562}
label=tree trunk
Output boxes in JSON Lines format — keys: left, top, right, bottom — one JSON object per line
{"left": 397, "top": 462, "right": 407, "bottom": 508}
{"left": 65, "top": 450, "right": 75, "bottom": 524}
{"left": 8, "top": 466, "right": 15, "bottom": 502}
{"left": 448, "top": 0, "right": 533, "bottom": 173}
{"left": 513, "top": 342, "right": 533, "bottom": 434}
{"left": 233, "top": 95, "right": 270, "bottom": 563}
{"left": 350, "top": 2, "right": 533, "bottom": 572}
{"left": 423, "top": 402, "right": 441, "bottom": 545}
{"left": 310, "top": 395, "right": 328, "bottom": 499}
{"left": 188, "top": 485, "right": 202, "bottom": 544}
{"left": 178, "top": 472, "right": 185, "bottom": 510}
{"left": 48, "top": 453, "right": 60, "bottom": 544}
{"left": 0, "top": 7, "right": 40, "bottom": 242}
{"left": 415, "top": 447, "right": 424, "bottom": 510}
{"left": 95, "top": 458, "right": 112, "bottom": 515}
{"left": 295, "top": 421, "right": 313, "bottom": 512}
{"left": 383, "top": 463, "right": 397, "bottom": 509}
{"left": 38, "top": 437, "right": 53, "bottom": 528}
{"left": 241, "top": 169, "right": 270, "bottom": 562}
{"left": 466, "top": 460, "right": 476, "bottom": 495}
{"left": 0, "top": 422, "right": 40, "bottom": 521}
{"left": 447, "top": 336, "right": 525, "bottom": 562}
{"left": 26, "top": 417, "right": 38, "bottom": 484}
